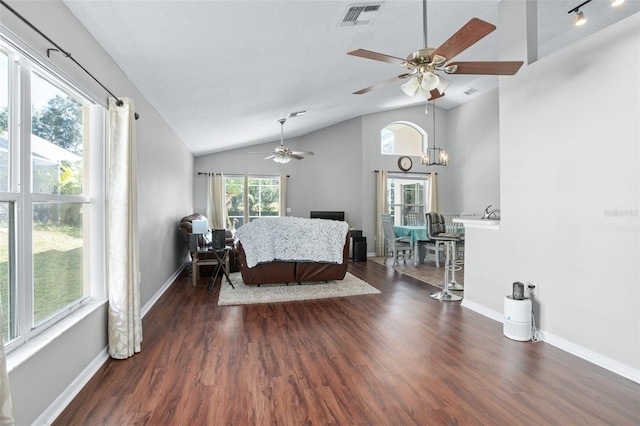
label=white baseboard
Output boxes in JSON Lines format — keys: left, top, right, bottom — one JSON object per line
{"left": 40, "top": 265, "right": 186, "bottom": 425}
{"left": 141, "top": 262, "right": 188, "bottom": 317}
{"left": 461, "top": 299, "right": 504, "bottom": 323}
{"left": 541, "top": 331, "right": 640, "bottom": 384}
{"left": 460, "top": 299, "right": 640, "bottom": 385}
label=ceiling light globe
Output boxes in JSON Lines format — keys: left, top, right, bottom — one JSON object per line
{"left": 401, "top": 77, "right": 420, "bottom": 97}
{"left": 421, "top": 72, "right": 440, "bottom": 91}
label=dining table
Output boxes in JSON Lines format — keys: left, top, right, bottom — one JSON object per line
{"left": 393, "top": 225, "right": 428, "bottom": 266}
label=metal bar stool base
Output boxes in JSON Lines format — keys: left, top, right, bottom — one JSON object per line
{"left": 439, "top": 282, "right": 464, "bottom": 291}
{"left": 430, "top": 290, "right": 463, "bottom": 301}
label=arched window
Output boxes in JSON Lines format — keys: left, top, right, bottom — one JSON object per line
{"left": 381, "top": 121, "right": 425, "bottom": 156}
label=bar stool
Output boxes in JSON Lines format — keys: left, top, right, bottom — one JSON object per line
{"left": 425, "top": 212, "right": 464, "bottom": 302}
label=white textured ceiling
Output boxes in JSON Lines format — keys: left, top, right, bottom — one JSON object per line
{"left": 62, "top": 0, "right": 639, "bottom": 156}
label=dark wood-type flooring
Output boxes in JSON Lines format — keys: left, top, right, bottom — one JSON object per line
{"left": 54, "top": 260, "right": 640, "bottom": 425}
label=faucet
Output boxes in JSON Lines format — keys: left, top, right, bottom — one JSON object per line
{"left": 483, "top": 205, "right": 501, "bottom": 219}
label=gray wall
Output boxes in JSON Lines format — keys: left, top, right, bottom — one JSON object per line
{"left": 3, "top": 1, "right": 194, "bottom": 424}
{"left": 194, "top": 101, "right": 498, "bottom": 246}
{"left": 463, "top": 10, "right": 639, "bottom": 378}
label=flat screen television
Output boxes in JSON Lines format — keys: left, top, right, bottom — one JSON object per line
{"left": 310, "top": 211, "right": 345, "bottom": 221}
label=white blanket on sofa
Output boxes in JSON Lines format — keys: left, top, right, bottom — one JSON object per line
{"left": 235, "top": 217, "right": 349, "bottom": 268}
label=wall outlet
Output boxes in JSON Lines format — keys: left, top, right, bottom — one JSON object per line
{"left": 527, "top": 282, "right": 537, "bottom": 297}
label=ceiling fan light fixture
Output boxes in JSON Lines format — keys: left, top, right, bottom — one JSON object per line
{"left": 420, "top": 72, "right": 440, "bottom": 91}
{"left": 436, "top": 77, "right": 451, "bottom": 94}
{"left": 275, "top": 155, "right": 291, "bottom": 164}
{"left": 444, "top": 64, "right": 458, "bottom": 74}
{"left": 401, "top": 76, "right": 420, "bottom": 97}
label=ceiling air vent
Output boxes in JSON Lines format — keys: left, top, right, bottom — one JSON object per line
{"left": 464, "top": 88, "right": 479, "bottom": 95}
{"left": 339, "top": 3, "right": 382, "bottom": 27}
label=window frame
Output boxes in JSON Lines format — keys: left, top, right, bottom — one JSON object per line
{"left": 224, "top": 174, "right": 282, "bottom": 229}
{"left": 381, "top": 121, "right": 426, "bottom": 157}
{"left": 0, "top": 34, "right": 106, "bottom": 353}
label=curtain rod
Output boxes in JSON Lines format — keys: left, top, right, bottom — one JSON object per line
{"left": 0, "top": 0, "right": 140, "bottom": 120}
{"left": 374, "top": 170, "right": 436, "bottom": 175}
{"left": 198, "top": 172, "right": 290, "bottom": 177}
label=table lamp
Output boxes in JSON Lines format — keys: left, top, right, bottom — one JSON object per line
{"left": 191, "top": 219, "right": 208, "bottom": 250}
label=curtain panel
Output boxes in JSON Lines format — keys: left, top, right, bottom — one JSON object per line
{"left": 206, "top": 173, "right": 225, "bottom": 229}
{"left": 428, "top": 172, "right": 438, "bottom": 213}
{"left": 375, "top": 170, "right": 388, "bottom": 256}
{"left": 107, "top": 98, "right": 142, "bottom": 359}
{"left": 280, "top": 174, "right": 287, "bottom": 216}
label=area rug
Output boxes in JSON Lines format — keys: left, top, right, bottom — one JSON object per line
{"left": 218, "top": 272, "right": 380, "bottom": 306}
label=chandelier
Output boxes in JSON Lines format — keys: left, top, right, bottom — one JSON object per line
{"left": 421, "top": 100, "right": 448, "bottom": 166}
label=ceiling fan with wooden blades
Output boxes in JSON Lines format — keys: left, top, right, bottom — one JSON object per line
{"left": 252, "top": 119, "right": 314, "bottom": 164}
{"left": 347, "top": 0, "right": 523, "bottom": 100}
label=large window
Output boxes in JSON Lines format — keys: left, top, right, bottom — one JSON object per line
{"left": 225, "top": 175, "right": 281, "bottom": 230}
{"left": 0, "top": 38, "right": 104, "bottom": 349}
{"left": 387, "top": 174, "right": 428, "bottom": 225}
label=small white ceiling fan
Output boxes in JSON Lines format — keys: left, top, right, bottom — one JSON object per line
{"left": 254, "top": 119, "right": 315, "bottom": 164}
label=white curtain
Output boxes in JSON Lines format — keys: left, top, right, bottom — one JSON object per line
{"left": 107, "top": 98, "right": 142, "bottom": 359}
{"left": 375, "top": 170, "right": 388, "bottom": 256}
{"left": 280, "top": 174, "right": 287, "bottom": 216}
{"left": 427, "top": 172, "right": 439, "bottom": 213}
{"left": 206, "top": 173, "right": 225, "bottom": 229}
{"left": 0, "top": 304, "right": 14, "bottom": 425}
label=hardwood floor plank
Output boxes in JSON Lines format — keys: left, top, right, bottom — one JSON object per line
{"left": 52, "top": 260, "right": 640, "bottom": 425}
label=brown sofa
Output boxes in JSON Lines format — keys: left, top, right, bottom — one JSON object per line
{"left": 179, "top": 213, "right": 239, "bottom": 273}
{"left": 236, "top": 233, "right": 349, "bottom": 285}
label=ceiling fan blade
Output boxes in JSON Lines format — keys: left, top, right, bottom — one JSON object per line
{"left": 264, "top": 154, "right": 276, "bottom": 160}
{"left": 428, "top": 89, "right": 445, "bottom": 101}
{"left": 289, "top": 154, "right": 304, "bottom": 160}
{"left": 291, "top": 151, "right": 314, "bottom": 156}
{"left": 347, "top": 49, "right": 408, "bottom": 66}
{"left": 446, "top": 61, "right": 523, "bottom": 75}
{"left": 432, "top": 18, "right": 496, "bottom": 62}
{"left": 353, "top": 72, "right": 414, "bottom": 95}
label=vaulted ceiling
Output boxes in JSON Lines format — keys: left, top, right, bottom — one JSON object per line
{"left": 62, "top": 0, "right": 639, "bottom": 156}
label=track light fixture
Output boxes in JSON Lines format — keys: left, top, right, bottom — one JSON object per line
{"left": 568, "top": 0, "right": 624, "bottom": 27}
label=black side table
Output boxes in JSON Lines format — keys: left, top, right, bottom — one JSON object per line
{"left": 208, "top": 246, "right": 234, "bottom": 294}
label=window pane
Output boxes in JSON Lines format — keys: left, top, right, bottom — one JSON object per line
{"left": 225, "top": 177, "right": 244, "bottom": 229}
{"left": 32, "top": 202, "right": 85, "bottom": 325}
{"left": 0, "top": 50, "right": 9, "bottom": 192}
{"left": 248, "top": 177, "right": 280, "bottom": 221}
{"left": 381, "top": 122, "right": 425, "bottom": 156}
{"left": 31, "top": 72, "right": 85, "bottom": 195}
{"left": 387, "top": 177, "right": 426, "bottom": 225}
{"left": 0, "top": 202, "right": 15, "bottom": 343}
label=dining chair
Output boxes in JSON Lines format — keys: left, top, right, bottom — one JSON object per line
{"left": 405, "top": 211, "right": 424, "bottom": 226}
{"left": 381, "top": 214, "right": 413, "bottom": 266}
